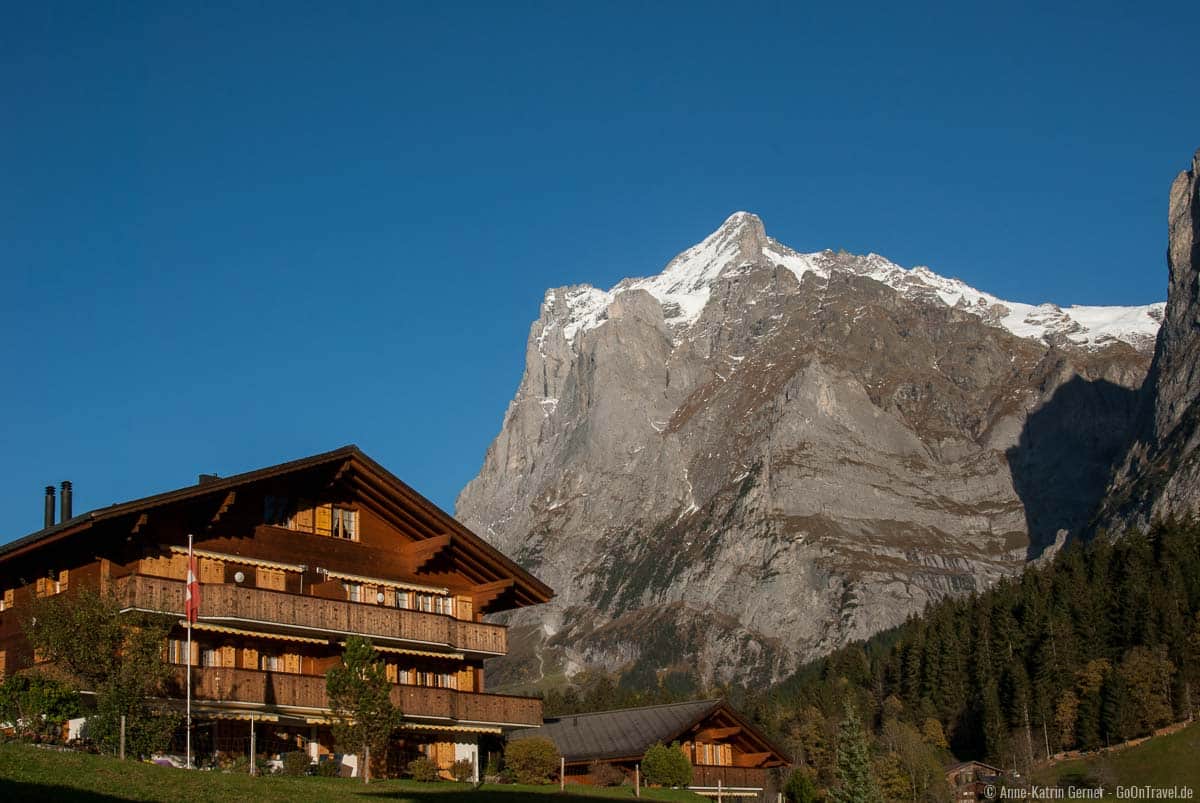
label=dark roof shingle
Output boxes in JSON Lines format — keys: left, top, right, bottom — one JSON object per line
{"left": 511, "top": 699, "right": 722, "bottom": 762}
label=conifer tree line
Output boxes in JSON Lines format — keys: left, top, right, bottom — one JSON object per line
{"left": 746, "top": 519, "right": 1200, "bottom": 782}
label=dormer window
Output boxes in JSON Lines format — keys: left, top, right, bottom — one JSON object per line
{"left": 278, "top": 500, "right": 359, "bottom": 542}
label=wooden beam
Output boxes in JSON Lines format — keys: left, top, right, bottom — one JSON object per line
{"left": 695, "top": 726, "right": 741, "bottom": 741}
{"left": 732, "top": 752, "right": 772, "bottom": 768}
{"left": 401, "top": 534, "right": 451, "bottom": 573}
{"left": 471, "top": 579, "right": 514, "bottom": 611}
{"left": 131, "top": 513, "right": 149, "bottom": 535}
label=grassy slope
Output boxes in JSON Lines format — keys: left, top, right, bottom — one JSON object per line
{"left": 1031, "top": 721, "right": 1200, "bottom": 797}
{"left": 0, "top": 744, "right": 706, "bottom": 803}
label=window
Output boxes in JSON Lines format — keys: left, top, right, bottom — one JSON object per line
{"left": 331, "top": 507, "right": 358, "bottom": 540}
{"left": 434, "top": 596, "right": 454, "bottom": 617}
{"left": 167, "top": 640, "right": 184, "bottom": 665}
{"left": 201, "top": 647, "right": 221, "bottom": 668}
{"left": 263, "top": 495, "right": 290, "bottom": 526}
{"left": 261, "top": 651, "right": 282, "bottom": 672}
{"left": 345, "top": 582, "right": 362, "bottom": 603}
{"left": 393, "top": 590, "right": 411, "bottom": 609}
{"left": 282, "top": 501, "right": 358, "bottom": 541}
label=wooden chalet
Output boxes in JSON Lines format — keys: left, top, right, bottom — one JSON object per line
{"left": 946, "top": 760, "right": 1004, "bottom": 802}
{"left": 0, "top": 446, "right": 553, "bottom": 777}
{"left": 512, "top": 699, "right": 790, "bottom": 800}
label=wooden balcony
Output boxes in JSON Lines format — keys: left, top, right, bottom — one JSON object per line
{"left": 167, "top": 667, "right": 542, "bottom": 726}
{"left": 690, "top": 765, "right": 773, "bottom": 790}
{"left": 113, "top": 574, "right": 506, "bottom": 655}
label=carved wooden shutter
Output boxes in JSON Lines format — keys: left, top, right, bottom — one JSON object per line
{"left": 315, "top": 504, "right": 333, "bottom": 536}
{"left": 258, "top": 568, "right": 286, "bottom": 590}
{"left": 220, "top": 645, "right": 236, "bottom": 668}
{"left": 457, "top": 596, "right": 473, "bottom": 621}
{"left": 294, "top": 502, "right": 314, "bottom": 532}
{"left": 243, "top": 646, "right": 259, "bottom": 668}
{"left": 285, "top": 652, "right": 301, "bottom": 674}
{"left": 58, "top": 570, "right": 69, "bottom": 591}
{"left": 3, "top": 588, "right": 13, "bottom": 608}
{"left": 200, "top": 558, "right": 224, "bottom": 583}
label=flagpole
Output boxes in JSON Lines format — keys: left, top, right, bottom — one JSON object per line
{"left": 186, "top": 532, "right": 193, "bottom": 770}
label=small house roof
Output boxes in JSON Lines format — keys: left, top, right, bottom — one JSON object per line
{"left": 511, "top": 698, "right": 789, "bottom": 766}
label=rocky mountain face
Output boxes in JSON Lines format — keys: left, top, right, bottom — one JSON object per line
{"left": 456, "top": 213, "right": 1161, "bottom": 691}
{"left": 1099, "top": 150, "right": 1200, "bottom": 532}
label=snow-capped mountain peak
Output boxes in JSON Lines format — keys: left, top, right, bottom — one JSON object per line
{"left": 544, "top": 212, "right": 1165, "bottom": 352}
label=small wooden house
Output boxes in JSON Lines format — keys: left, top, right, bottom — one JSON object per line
{"left": 512, "top": 699, "right": 790, "bottom": 800}
{"left": 946, "top": 760, "right": 1004, "bottom": 802}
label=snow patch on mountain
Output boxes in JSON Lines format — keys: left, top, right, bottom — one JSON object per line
{"left": 545, "top": 212, "right": 1164, "bottom": 353}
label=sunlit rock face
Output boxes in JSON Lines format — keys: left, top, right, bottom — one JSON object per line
{"left": 457, "top": 212, "right": 1156, "bottom": 690}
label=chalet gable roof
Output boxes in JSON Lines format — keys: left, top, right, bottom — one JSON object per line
{"left": 511, "top": 699, "right": 789, "bottom": 766}
{"left": 0, "top": 445, "right": 552, "bottom": 606}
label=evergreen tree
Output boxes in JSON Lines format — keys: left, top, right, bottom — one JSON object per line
{"left": 829, "top": 703, "right": 883, "bottom": 803}
{"left": 326, "top": 636, "right": 400, "bottom": 783}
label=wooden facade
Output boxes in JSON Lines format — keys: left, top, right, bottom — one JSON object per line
{"left": 0, "top": 446, "right": 553, "bottom": 776}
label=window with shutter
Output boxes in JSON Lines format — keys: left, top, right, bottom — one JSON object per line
{"left": 284, "top": 653, "right": 301, "bottom": 674}
{"left": 1, "top": 588, "right": 12, "bottom": 610}
{"left": 58, "top": 569, "right": 69, "bottom": 592}
{"left": 220, "top": 645, "right": 236, "bottom": 667}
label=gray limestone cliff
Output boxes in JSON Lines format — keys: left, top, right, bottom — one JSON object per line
{"left": 1099, "top": 149, "right": 1200, "bottom": 532}
{"left": 456, "top": 213, "right": 1159, "bottom": 690}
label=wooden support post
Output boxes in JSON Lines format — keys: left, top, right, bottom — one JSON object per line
{"left": 119, "top": 715, "right": 126, "bottom": 760}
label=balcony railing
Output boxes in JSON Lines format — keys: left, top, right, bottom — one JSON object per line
{"left": 166, "top": 667, "right": 542, "bottom": 726}
{"left": 690, "top": 765, "right": 773, "bottom": 790}
{"left": 113, "top": 574, "right": 506, "bottom": 655}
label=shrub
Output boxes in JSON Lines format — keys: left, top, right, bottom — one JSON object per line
{"left": 0, "top": 673, "right": 80, "bottom": 742}
{"left": 222, "top": 754, "right": 250, "bottom": 774}
{"left": 315, "top": 758, "right": 340, "bottom": 777}
{"left": 408, "top": 756, "right": 441, "bottom": 782}
{"left": 451, "top": 757, "right": 475, "bottom": 782}
{"left": 641, "top": 741, "right": 691, "bottom": 787}
{"left": 282, "top": 750, "right": 310, "bottom": 776}
{"left": 504, "top": 736, "right": 560, "bottom": 784}
{"left": 784, "top": 768, "right": 819, "bottom": 803}
{"left": 589, "top": 761, "right": 625, "bottom": 786}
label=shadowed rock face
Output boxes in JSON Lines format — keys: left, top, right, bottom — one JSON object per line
{"left": 456, "top": 215, "right": 1154, "bottom": 690}
{"left": 1100, "top": 149, "right": 1200, "bottom": 533}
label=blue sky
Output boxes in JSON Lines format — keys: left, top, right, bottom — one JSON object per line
{"left": 3, "top": 1, "right": 1198, "bottom": 540}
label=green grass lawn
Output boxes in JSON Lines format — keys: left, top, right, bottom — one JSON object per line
{"left": 0, "top": 743, "right": 707, "bottom": 802}
{"left": 1030, "top": 721, "right": 1200, "bottom": 799}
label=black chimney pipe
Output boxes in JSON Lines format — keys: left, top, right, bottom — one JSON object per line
{"left": 60, "top": 480, "right": 72, "bottom": 522}
{"left": 44, "top": 485, "right": 56, "bottom": 529}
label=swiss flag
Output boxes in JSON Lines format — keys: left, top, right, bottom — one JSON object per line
{"left": 185, "top": 548, "right": 201, "bottom": 624}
